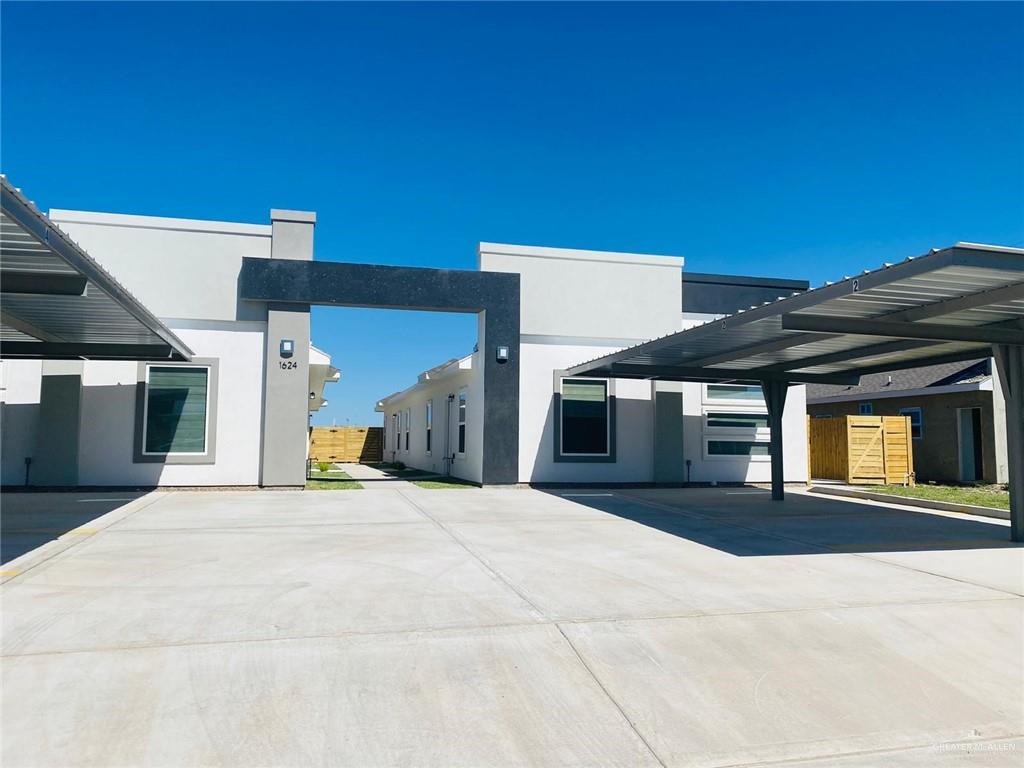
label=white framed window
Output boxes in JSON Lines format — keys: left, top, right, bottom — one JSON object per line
{"left": 900, "top": 406, "right": 923, "bottom": 439}
{"left": 559, "top": 378, "right": 610, "bottom": 457}
{"left": 392, "top": 413, "right": 398, "bottom": 450}
{"left": 404, "top": 408, "right": 410, "bottom": 451}
{"left": 702, "top": 411, "right": 770, "bottom": 432}
{"left": 702, "top": 385, "right": 770, "bottom": 461}
{"left": 705, "top": 440, "right": 771, "bottom": 459}
{"left": 858, "top": 402, "right": 873, "bottom": 415}
{"left": 141, "top": 364, "right": 211, "bottom": 455}
{"left": 457, "top": 390, "right": 467, "bottom": 454}
{"left": 704, "top": 383, "right": 765, "bottom": 404}
{"left": 425, "top": 399, "right": 433, "bottom": 454}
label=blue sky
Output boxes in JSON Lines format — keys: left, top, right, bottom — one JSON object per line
{"left": 3, "top": 2, "right": 1022, "bottom": 426}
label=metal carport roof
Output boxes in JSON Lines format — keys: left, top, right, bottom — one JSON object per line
{"left": 567, "top": 243, "right": 1023, "bottom": 384}
{"left": 0, "top": 176, "right": 192, "bottom": 361}
{"left": 566, "top": 243, "right": 1024, "bottom": 540}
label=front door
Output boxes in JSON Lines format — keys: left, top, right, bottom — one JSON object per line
{"left": 957, "top": 407, "right": 983, "bottom": 482}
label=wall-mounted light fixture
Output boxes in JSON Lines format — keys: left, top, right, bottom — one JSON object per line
{"left": 280, "top": 339, "right": 295, "bottom": 358}
{"left": 496, "top": 345, "right": 509, "bottom": 363}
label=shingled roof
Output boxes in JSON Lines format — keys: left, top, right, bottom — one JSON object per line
{"left": 806, "top": 358, "right": 991, "bottom": 401}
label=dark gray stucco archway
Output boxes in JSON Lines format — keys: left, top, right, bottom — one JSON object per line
{"left": 239, "top": 257, "right": 520, "bottom": 485}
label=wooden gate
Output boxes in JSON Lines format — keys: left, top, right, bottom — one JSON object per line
{"left": 808, "top": 415, "right": 914, "bottom": 485}
{"left": 308, "top": 426, "right": 384, "bottom": 464}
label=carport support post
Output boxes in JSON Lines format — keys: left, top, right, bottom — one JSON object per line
{"left": 761, "top": 380, "right": 788, "bottom": 501}
{"left": 993, "top": 344, "right": 1024, "bottom": 542}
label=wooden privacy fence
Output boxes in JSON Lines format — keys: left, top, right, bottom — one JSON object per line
{"left": 309, "top": 426, "right": 383, "bottom": 464}
{"left": 808, "top": 415, "right": 914, "bottom": 485}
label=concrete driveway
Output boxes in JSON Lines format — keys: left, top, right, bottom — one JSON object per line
{"left": 1, "top": 486, "right": 1021, "bottom": 767}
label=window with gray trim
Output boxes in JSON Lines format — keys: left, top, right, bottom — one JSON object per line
{"left": 561, "top": 379, "right": 609, "bottom": 455}
{"left": 144, "top": 366, "right": 209, "bottom": 453}
{"left": 553, "top": 376, "right": 616, "bottom": 463}
{"left": 134, "top": 358, "right": 218, "bottom": 465}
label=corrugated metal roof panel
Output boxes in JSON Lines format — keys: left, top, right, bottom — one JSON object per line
{"left": 567, "top": 244, "right": 1024, "bottom": 384}
{"left": 0, "top": 177, "right": 192, "bottom": 361}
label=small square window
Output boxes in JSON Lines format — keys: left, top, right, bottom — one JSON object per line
{"left": 899, "top": 407, "right": 923, "bottom": 439}
{"left": 858, "top": 402, "right": 873, "bottom": 415}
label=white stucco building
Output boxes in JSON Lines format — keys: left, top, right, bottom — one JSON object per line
{"left": 377, "top": 243, "right": 810, "bottom": 486}
{"left": 2, "top": 177, "right": 808, "bottom": 490}
{"left": 0, "top": 186, "right": 335, "bottom": 488}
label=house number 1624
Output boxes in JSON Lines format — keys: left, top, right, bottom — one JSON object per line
{"left": 279, "top": 361, "right": 298, "bottom": 370}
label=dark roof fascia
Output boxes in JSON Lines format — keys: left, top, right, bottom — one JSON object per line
{"left": 681, "top": 272, "right": 809, "bottom": 291}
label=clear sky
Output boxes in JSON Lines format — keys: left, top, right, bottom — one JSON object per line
{"left": 3, "top": 2, "right": 1022, "bottom": 426}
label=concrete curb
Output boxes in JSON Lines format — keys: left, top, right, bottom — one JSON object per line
{"left": 808, "top": 485, "right": 1009, "bottom": 521}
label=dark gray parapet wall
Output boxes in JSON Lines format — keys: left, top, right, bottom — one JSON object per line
{"left": 682, "top": 272, "right": 809, "bottom": 315}
{"left": 239, "top": 258, "right": 521, "bottom": 485}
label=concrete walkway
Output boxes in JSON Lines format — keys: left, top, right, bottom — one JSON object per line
{"left": 338, "top": 461, "right": 418, "bottom": 488}
{"left": 1, "top": 487, "right": 1021, "bottom": 766}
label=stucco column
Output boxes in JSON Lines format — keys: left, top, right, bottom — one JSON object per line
{"left": 653, "top": 381, "right": 686, "bottom": 484}
{"left": 260, "top": 210, "right": 315, "bottom": 487}
{"left": 32, "top": 361, "right": 83, "bottom": 487}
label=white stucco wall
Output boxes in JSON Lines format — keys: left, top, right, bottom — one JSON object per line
{"left": 483, "top": 244, "right": 809, "bottom": 485}
{"left": 49, "top": 210, "right": 272, "bottom": 322}
{"left": 76, "top": 322, "right": 266, "bottom": 486}
{"left": 0, "top": 359, "right": 43, "bottom": 485}
{"left": 1, "top": 325, "right": 265, "bottom": 488}
{"left": 0, "top": 211, "right": 278, "bottom": 487}
{"left": 680, "top": 381, "right": 808, "bottom": 484}
{"left": 479, "top": 243, "right": 685, "bottom": 342}
{"left": 380, "top": 358, "right": 479, "bottom": 483}
{"left": 519, "top": 341, "right": 656, "bottom": 483}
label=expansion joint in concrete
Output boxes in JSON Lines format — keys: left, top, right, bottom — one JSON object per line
{"left": 553, "top": 622, "right": 669, "bottom": 768}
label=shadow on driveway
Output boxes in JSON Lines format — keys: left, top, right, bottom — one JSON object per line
{"left": 1, "top": 491, "right": 147, "bottom": 564}
{"left": 540, "top": 486, "right": 1020, "bottom": 556}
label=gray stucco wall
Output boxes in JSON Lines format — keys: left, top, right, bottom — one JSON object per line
{"left": 239, "top": 259, "right": 521, "bottom": 485}
{"left": 682, "top": 273, "right": 809, "bottom": 315}
{"left": 32, "top": 369, "right": 82, "bottom": 486}
{"left": 260, "top": 305, "right": 312, "bottom": 486}
{"left": 653, "top": 381, "right": 687, "bottom": 483}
